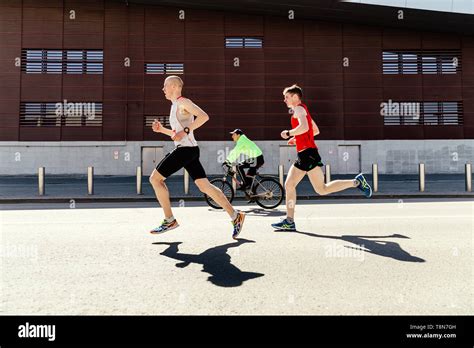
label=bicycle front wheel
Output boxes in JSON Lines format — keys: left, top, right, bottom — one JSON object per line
{"left": 204, "top": 178, "right": 234, "bottom": 209}
{"left": 254, "top": 177, "right": 284, "bottom": 209}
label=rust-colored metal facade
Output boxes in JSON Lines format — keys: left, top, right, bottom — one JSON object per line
{"left": 1, "top": 0, "right": 473, "bottom": 142}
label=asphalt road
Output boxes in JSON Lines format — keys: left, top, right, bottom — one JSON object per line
{"left": 1, "top": 199, "right": 472, "bottom": 315}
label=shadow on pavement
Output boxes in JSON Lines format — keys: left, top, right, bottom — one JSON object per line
{"left": 241, "top": 207, "right": 286, "bottom": 217}
{"left": 153, "top": 238, "right": 264, "bottom": 287}
{"left": 206, "top": 207, "right": 286, "bottom": 217}
{"left": 277, "top": 231, "right": 426, "bottom": 263}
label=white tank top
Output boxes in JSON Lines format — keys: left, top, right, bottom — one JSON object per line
{"left": 169, "top": 97, "right": 198, "bottom": 147}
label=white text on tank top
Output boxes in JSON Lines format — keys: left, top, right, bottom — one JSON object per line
{"left": 169, "top": 100, "right": 198, "bottom": 147}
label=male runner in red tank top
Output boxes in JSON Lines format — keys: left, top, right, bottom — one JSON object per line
{"left": 272, "top": 84, "right": 372, "bottom": 231}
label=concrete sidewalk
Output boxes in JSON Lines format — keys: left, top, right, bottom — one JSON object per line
{"left": 0, "top": 174, "right": 472, "bottom": 203}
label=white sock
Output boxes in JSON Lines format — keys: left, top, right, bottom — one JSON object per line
{"left": 231, "top": 210, "right": 238, "bottom": 221}
{"left": 165, "top": 216, "right": 175, "bottom": 223}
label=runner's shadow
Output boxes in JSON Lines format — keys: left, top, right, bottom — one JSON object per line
{"left": 242, "top": 208, "right": 286, "bottom": 217}
{"left": 153, "top": 239, "right": 264, "bottom": 287}
{"left": 279, "top": 231, "right": 425, "bottom": 263}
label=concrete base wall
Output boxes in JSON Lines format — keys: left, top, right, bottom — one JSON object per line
{"left": 1, "top": 140, "right": 472, "bottom": 175}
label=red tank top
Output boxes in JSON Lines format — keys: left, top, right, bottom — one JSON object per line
{"left": 290, "top": 103, "right": 317, "bottom": 152}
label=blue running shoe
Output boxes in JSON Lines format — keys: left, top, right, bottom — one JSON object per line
{"left": 355, "top": 173, "right": 373, "bottom": 198}
{"left": 271, "top": 218, "right": 296, "bottom": 231}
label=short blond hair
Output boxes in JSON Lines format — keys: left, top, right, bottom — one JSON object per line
{"left": 165, "top": 75, "right": 184, "bottom": 88}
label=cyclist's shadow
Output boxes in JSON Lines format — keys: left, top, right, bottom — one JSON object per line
{"left": 280, "top": 231, "right": 425, "bottom": 262}
{"left": 153, "top": 239, "right": 264, "bottom": 287}
{"left": 242, "top": 208, "right": 286, "bottom": 217}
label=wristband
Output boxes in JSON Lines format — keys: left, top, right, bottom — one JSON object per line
{"left": 286, "top": 130, "right": 291, "bottom": 137}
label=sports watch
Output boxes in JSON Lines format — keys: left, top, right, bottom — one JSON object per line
{"left": 184, "top": 127, "right": 190, "bottom": 134}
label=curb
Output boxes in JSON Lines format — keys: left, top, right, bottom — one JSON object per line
{"left": 1, "top": 193, "right": 473, "bottom": 204}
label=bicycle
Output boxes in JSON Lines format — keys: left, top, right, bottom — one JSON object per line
{"left": 204, "top": 163, "right": 284, "bottom": 210}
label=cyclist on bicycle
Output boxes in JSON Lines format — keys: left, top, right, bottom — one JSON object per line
{"left": 223, "top": 129, "right": 264, "bottom": 193}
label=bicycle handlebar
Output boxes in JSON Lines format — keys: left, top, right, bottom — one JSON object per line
{"left": 221, "top": 163, "right": 236, "bottom": 176}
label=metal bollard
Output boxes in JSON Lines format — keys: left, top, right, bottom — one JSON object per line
{"left": 372, "top": 163, "right": 378, "bottom": 193}
{"left": 419, "top": 163, "right": 425, "bottom": 192}
{"left": 136, "top": 166, "right": 142, "bottom": 195}
{"left": 38, "top": 167, "right": 45, "bottom": 196}
{"left": 279, "top": 164, "right": 284, "bottom": 187}
{"left": 325, "top": 164, "right": 331, "bottom": 184}
{"left": 184, "top": 169, "right": 189, "bottom": 194}
{"left": 466, "top": 163, "right": 472, "bottom": 192}
{"left": 88, "top": 166, "right": 94, "bottom": 195}
{"left": 232, "top": 165, "right": 237, "bottom": 192}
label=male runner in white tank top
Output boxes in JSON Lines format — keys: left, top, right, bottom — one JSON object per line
{"left": 149, "top": 76, "right": 245, "bottom": 239}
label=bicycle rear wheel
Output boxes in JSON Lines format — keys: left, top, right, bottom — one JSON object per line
{"left": 204, "top": 178, "right": 234, "bottom": 209}
{"left": 253, "top": 177, "right": 284, "bottom": 209}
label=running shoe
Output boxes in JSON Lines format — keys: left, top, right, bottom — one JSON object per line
{"left": 150, "top": 219, "right": 179, "bottom": 234}
{"left": 232, "top": 211, "right": 246, "bottom": 240}
{"left": 271, "top": 218, "right": 296, "bottom": 231}
{"left": 355, "top": 173, "right": 373, "bottom": 198}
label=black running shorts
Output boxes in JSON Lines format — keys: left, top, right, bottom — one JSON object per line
{"left": 294, "top": 147, "right": 324, "bottom": 172}
{"left": 156, "top": 146, "right": 206, "bottom": 180}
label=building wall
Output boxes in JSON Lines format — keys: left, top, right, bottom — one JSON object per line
{"left": 1, "top": 140, "right": 472, "bottom": 175}
{"left": 0, "top": 0, "right": 473, "bottom": 142}
{"left": 0, "top": 0, "right": 473, "bottom": 175}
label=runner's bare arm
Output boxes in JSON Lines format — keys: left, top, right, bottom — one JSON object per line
{"left": 152, "top": 120, "right": 175, "bottom": 137}
{"left": 288, "top": 117, "right": 316, "bottom": 144}
{"left": 179, "top": 98, "right": 209, "bottom": 132}
{"left": 289, "top": 106, "right": 309, "bottom": 136}
{"left": 311, "top": 118, "right": 320, "bottom": 136}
